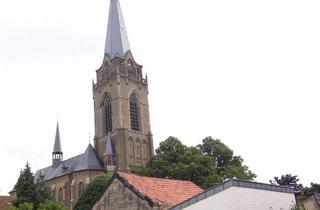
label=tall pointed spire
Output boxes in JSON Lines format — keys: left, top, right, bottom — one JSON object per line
{"left": 104, "top": 0, "right": 131, "bottom": 58}
{"left": 52, "top": 122, "right": 63, "bottom": 168}
{"left": 53, "top": 122, "right": 62, "bottom": 153}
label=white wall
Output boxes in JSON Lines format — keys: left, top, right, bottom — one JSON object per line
{"left": 184, "top": 186, "right": 296, "bottom": 210}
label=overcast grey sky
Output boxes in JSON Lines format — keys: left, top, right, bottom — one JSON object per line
{"left": 1, "top": 0, "right": 320, "bottom": 195}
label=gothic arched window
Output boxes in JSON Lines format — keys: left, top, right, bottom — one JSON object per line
{"left": 52, "top": 188, "right": 56, "bottom": 200}
{"left": 58, "top": 188, "right": 63, "bottom": 201}
{"left": 129, "top": 93, "right": 139, "bottom": 131}
{"left": 104, "top": 95, "right": 112, "bottom": 133}
{"left": 78, "top": 182, "right": 85, "bottom": 198}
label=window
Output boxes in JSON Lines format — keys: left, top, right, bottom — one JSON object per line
{"left": 78, "top": 182, "right": 85, "bottom": 198}
{"left": 52, "top": 189, "right": 56, "bottom": 200}
{"left": 58, "top": 188, "right": 63, "bottom": 201}
{"left": 53, "top": 153, "right": 62, "bottom": 160}
{"left": 129, "top": 93, "right": 139, "bottom": 131}
{"left": 104, "top": 95, "right": 112, "bottom": 133}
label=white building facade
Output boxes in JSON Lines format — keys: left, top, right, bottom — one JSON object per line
{"left": 169, "top": 179, "right": 296, "bottom": 210}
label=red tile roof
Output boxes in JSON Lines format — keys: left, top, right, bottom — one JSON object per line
{"left": 118, "top": 172, "right": 203, "bottom": 207}
{"left": 0, "top": 196, "right": 12, "bottom": 210}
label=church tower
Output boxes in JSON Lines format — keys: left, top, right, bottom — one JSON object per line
{"left": 93, "top": 0, "right": 154, "bottom": 172}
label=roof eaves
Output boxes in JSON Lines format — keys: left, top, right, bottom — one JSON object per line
{"left": 42, "top": 169, "right": 105, "bottom": 183}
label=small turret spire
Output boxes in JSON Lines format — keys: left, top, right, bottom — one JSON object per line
{"left": 104, "top": 0, "right": 131, "bottom": 58}
{"left": 104, "top": 133, "right": 116, "bottom": 173}
{"left": 104, "top": 133, "right": 114, "bottom": 156}
{"left": 52, "top": 122, "right": 63, "bottom": 168}
{"left": 53, "top": 122, "right": 62, "bottom": 153}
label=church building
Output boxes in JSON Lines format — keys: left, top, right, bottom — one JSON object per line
{"left": 33, "top": 0, "right": 154, "bottom": 208}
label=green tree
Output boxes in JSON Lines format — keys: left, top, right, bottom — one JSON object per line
{"left": 305, "top": 182, "right": 320, "bottom": 195}
{"left": 38, "top": 200, "right": 67, "bottom": 210}
{"left": 297, "top": 182, "right": 320, "bottom": 202}
{"left": 9, "top": 202, "right": 33, "bottom": 210}
{"left": 35, "top": 182, "right": 52, "bottom": 206}
{"left": 10, "top": 201, "right": 67, "bottom": 210}
{"left": 13, "top": 163, "right": 52, "bottom": 209}
{"left": 197, "top": 137, "right": 256, "bottom": 181}
{"left": 73, "top": 174, "right": 111, "bottom": 210}
{"left": 291, "top": 204, "right": 306, "bottom": 210}
{"left": 14, "top": 163, "right": 36, "bottom": 207}
{"left": 140, "top": 137, "right": 221, "bottom": 188}
{"left": 270, "top": 174, "right": 303, "bottom": 193}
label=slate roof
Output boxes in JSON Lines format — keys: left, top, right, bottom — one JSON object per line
{"left": 117, "top": 172, "right": 203, "bottom": 207}
{"left": 0, "top": 196, "right": 12, "bottom": 210}
{"left": 168, "top": 179, "right": 295, "bottom": 210}
{"left": 104, "top": 133, "right": 114, "bottom": 156}
{"left": 104, "top": 0, "right": 131, "bottom": 58}
{"left": 53, "top": 122, "right": 62, "bottom": 153}
{"left": 34, "top": 144, "right": 104, "bottom": 182}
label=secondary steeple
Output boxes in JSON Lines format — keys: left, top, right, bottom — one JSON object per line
{"left": 52, "top": 122, "right": 63, "bottom": 168}
{"left": 104, "top": 0, "right": 131, "bottom": 58}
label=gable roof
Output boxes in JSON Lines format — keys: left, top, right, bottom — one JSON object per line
{"left": 117, "top": 172, "right": 203, "bottom": 207}
{"left": 34, "top": 144, "right": 103, "bottom": 182}
{"left": 168, "top": 179, "right": 295, "bottom": 210}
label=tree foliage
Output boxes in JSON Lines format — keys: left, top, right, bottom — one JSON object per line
{"left": 13, "top": 163, "right": 52, "bottom": 209}
{"left": 34, "top": 182, "right": 52, "bottom": 207}
{"left": 270, "top": 174, "right": 304, "bottom": 193}
{"left": 291, "top": 204, "right": 306, "bottom": 210}
{"left": 139, "top": 136, "right": 256, "bottom": 188}
{"left": 38, "top": 200, "right": 67, "bottom": 210}
{"left": 14, "top": 163, "right": 37, "bottom": 207}
{"left": 10, "top": 202, "right": 33, "bottom": 210}
{"left": 197, "top": 137, "right": 256, "bottom": 181}
{"left": 73, "top": 174, "right": 111, "bottom": 210}
{"left": 10, "top": 201, "right": 67, "bottom": 210}
{"left": 304, "top": 182, "right": 320, "bottom": 195}
{"left": 296, "top": 182, "right": 320, "bottom": 202}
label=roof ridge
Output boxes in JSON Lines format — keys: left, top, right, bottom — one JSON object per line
{"left": 38, "top": 153, "right": 82, "bottom": 171}
{"left": 118, "top": 172, "right": 197, "bottom": 184}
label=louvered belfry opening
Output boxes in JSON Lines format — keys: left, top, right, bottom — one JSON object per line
{"left": 104, "top": 95, "right": 112, "bottom": 133}
{"left": 129, "top": 93, "right": 139, "bottom": 131}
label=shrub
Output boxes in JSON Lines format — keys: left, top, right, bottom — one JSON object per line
{"left": 73, "top": 174, "right": 111, "bottom": 210}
